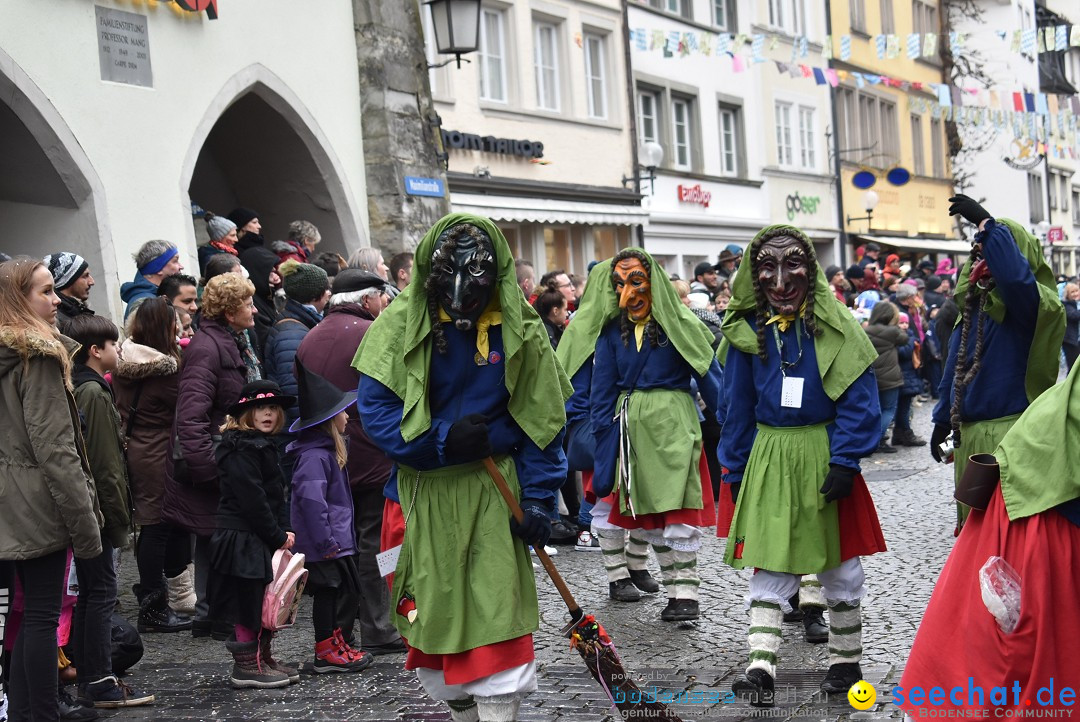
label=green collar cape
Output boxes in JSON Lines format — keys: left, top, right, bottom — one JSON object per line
{"left": 719, "top": 224, "right": 877, "bottom": 401}
{"left": 351, "top": 213, "right": 571, "bottom": 450}
{"left": 555, "top": 249, "right": 716, "bottom": 379}
{"left": 998, "top": 361, "right": 1080, "bottom": 520}
{"left": 953, "top": 218, "right": 1064, "bottom": 404}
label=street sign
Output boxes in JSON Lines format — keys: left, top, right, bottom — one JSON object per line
{"left": 1048, "top": 226, "right": 1065, "bottom": 243}
{"left": 404, "top": 176, "right": 445, "bottom": 197}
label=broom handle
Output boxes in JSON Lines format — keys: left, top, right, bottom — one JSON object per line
{"left": 483, "top": 457, "right": 582, "bottom": 618}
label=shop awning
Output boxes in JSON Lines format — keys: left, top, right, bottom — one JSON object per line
{"left": 854, "top": 234, "right": 972, "bottom": 254}
{"left": 450, "top": 192, "right": 649, "bottom": 227}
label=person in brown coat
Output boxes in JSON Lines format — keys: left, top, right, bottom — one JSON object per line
{"left": 0, "top": 258, "right": 102, "bottom": 722}
{"left": 113, "top": 297, "right": 193, "bottom": 633}
{"left": 294, "top": 269, "right": 404, "bottom": 655}
{"left": 864, "top": 301, "right": 908, "bottom": 453}
{"left": 163, "top": 274, "right": 260, "bottom": 638}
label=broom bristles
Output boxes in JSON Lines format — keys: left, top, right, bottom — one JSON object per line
{"left": 571, "top": 636, "right": 683, "bottom": 721}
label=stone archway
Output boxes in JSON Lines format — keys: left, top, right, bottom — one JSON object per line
{"left": 180, "top": 65, "right": 365, "bottom": 263}
{"left": 0, "top": 48, "right": 115, "bottom": 316}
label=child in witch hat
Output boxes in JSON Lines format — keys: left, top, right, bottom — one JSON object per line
{"left": 288, "top": 358, "right": 372, "bottom": 673}
{"left": 209, "top": 380, "right": 298, "bottom": 689}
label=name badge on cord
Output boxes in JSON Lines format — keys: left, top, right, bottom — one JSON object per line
{"left": 377, "top": 545, "right": 402, "bottom": 578}
{"left": 781, "top": 376, "right": 804, "bottom": 409}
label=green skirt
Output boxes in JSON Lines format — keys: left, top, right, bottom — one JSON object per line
{"left": 616, "top": 388, "right": 703, "bottom": 516}
{"left": 391, "top": 456, "right": 538, "bottom": 655}
{"left": 725, "top": 423, "right": 841, "bottom": 574}
{"left": 953, "top": 414, "right": 1021, "bottom": 529}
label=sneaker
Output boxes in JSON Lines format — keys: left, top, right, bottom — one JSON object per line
{"left": 58, "top": 689, "right": 98, "bottom": 721}
{"left": 83, "top": 676, "right": 154, "bottom": 708}
{"left": 313, "top": 631, "right": 373, "bottom": 674}
{"left": 530, "top": 545, "right": 557, "bottom": 557}
{"left": 574, "top": 530, "right": 601, "bottom": 551}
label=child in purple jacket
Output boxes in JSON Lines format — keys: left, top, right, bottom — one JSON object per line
{"left": 288, "top": 359, "right": 372, "bottom": 674}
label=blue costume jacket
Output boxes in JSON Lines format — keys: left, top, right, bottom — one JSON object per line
{"left": 720, "top": 320, "right": 880, "bottom": 483}
{"left": 357, "top": 324, "right": 565, "bottom": 508}
{"left": 932, "top": 220, "right": 1039, "bottom": 426}
{"left": 590, "top": 322, "right": 724, "bottom": 498}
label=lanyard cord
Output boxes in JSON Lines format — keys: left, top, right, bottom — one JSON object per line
{"left": 772, "top": 318, "right": 803, "bottom": 378}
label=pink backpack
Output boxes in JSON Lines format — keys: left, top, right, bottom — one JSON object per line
{"left": 262, "top": 549, "right": 308, "bottom": 631}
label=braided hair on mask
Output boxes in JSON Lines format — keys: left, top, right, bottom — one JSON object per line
{"left": 949, "top": 288, "right": 989, "bottom": 443}
{"left": 423, "top": 223, "right": 490, "bottom": 355}
{"left": 748, "top": 227, "right": 822, "bottom": 361}
{"left": 611, "top": 249, "right": 660, "bottom": 349}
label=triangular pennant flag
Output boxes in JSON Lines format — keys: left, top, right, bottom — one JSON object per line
{"left": 840, "top": 35, "right": 852, "bottom": 60}
{"left": 907, "top": 33, "right": 921, "bottom": 59}
{"left": 923, "top": 32, "right": 938, "bottom": 58}
{"left": 822, "top": 34, "right": 833, "bottom": 59}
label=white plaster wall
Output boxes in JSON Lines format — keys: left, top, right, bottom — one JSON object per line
{"left": 0, "top": 0, "right": 368, "bottom": 320}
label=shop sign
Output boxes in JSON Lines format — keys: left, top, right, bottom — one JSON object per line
{"left": 1003, "top": 138, "right": 1042, "bottom": 171}
{"left": 404, "top": 176, "right": 445, "bottom": 198}
{"left": 440, "top": 130, "right": 544, "bottom": 158}
{"left": 175, "top": 0, "right": 219, "bottom": 19}
{"left": 96, "top": 6, "right": 153, "bottom": 88}
{"left": 1048, "top": 226, "right": 1065, "bottom": 243}
{"left": 677, "top": 184, "right": 711, "bottom": 208}
{"left": 785, "top": 191, "right": 821, "bottom": 221}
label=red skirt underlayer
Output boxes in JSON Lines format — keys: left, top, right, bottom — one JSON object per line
{"left": 380, "top": 499, "right": 533, "bottom": 685}
{"left": 899, "top": 486, "right": 1080, "bottom": 716}
{"left": 584, "top": 454, "right": 717, "bottom": 530}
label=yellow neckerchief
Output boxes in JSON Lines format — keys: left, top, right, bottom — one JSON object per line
{"left": 437, "top": 298, "right": 503, "bottom": 360}
{"left": 765, "top": 301, "right": 807, "bottom": 333}
{"left": 633, "top": 314, "right": 652, "bottom": 351}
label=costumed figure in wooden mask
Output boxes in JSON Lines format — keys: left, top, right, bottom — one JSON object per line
{"left": 354, "top": 214, "right": 571, "bottom": 722}
{"left": 719, "top": 225, "right": 886, "bottom": 705}
{"left": 931, "top": 195, "right": 1064, "bottom": 533}
{"left": 588, "top": 248, "right": 723, "bottom": 622}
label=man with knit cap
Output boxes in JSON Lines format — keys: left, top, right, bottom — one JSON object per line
{"left": 355, "top": 213, "right": 570, "bottom": 722}
{"left": 44, "top": 252, "right": 95, "bottom": 330}
{"left": 720, "top": 224, "right": 885, "bottom": 704}
{"left": 227, "top": 207, "right": 264, "bottom": 253}
{"left": 264, "top": 260, "right": 330, "bottom": 430}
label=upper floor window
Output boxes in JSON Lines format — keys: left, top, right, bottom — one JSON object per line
{"left": 768, "top": 0, "right": 806, "bottom": 36}
{"left": 713, "top": 0, "right": 735, "bottom": 31}
{"left": 912, "top": 0, "right": 938, "bottom": 39}
{"left": 672, "top": 98, "right": 693, "bottom": 170}
{"left": 880, "top": 0, "right": 895, "bottom": 34}
{"left": 930, "top": 117, "right": 944, "bottom": 178}
{"left": 584, "top": 34, "right": 607, "bottom": 119}
{"left": 718, "top": 105, "right": 741, "bottom": 177}
{"left": 479, "top": 9, "right": 507, "bottom": 102}
{"left": 534, "top": 23, "right": 560, "bottom": 111}
{"left": 798, "top": 106, "right": 816, "bottom": 169}
{"left": 775, "top": 102, "right": 794, "bottom": 167}
{"left": 910, "top": 113, "right": 925, "bottom": 176}
{"left": 645, "top": 0, "right": 691, "bottom": 20}
{"left": 850, "top": 0, "right": 867, "bottom": 33}
{"left": 638, "top": 91, "right": 660, "bottom": 145}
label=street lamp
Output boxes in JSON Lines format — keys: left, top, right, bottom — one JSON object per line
{"left": 425, "top": 0, "right": 481, "bottom": 69}
{"left": 1036, "top": 220, "right": 1051, "bottom": 239}
{"left": 622, "top": 141, "right": 664, "bottom": 194}
{"left": 847, "top": 190, "right": 880, "bottom": 232}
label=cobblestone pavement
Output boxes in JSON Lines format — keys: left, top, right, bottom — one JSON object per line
{"left": 99, "top": 401, "right": 955, "bottom": 721}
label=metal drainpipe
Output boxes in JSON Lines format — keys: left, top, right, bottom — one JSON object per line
{"left": 825, "top": 0, "right": 848, "bottom": 266}
{"left": 621, "top": 0, "right": 646, "bottom": 247}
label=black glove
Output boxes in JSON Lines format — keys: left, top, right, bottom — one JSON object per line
{"left": 729, "top": 481, "right": 741, "bottom": 504}
{"left": 510, "top": 500, "right": 552, "bottom": 548}
{"left": 930, "top": 424, "right": 951, "bottom": 463}
{"left": 445, "top": 414, "right": 492, "bottom": 464}
{"left": 819, "top": 464, "right": 856, "bottom": 503}
{"left": 948, "top": 194, "right": 993, "bottom": 227}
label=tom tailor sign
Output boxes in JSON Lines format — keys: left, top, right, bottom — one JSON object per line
{"left": 441, "top": 130, "right": 544, "bottom": 158}
{"left": 96, "top": 6, "right": 153, "bottom": 88}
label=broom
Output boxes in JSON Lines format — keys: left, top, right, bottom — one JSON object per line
{"left": 482, "top": 458, "right": 683, "bottom": 721}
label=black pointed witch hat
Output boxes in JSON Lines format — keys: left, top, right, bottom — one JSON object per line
{"left": 288, "top": 357, "right": 358, "bottom": 433}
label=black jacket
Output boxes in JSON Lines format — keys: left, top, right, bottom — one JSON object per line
{"left": 214, "top": 430, "right": 290, "bottom": 550}
{"left": 239, "top": 247, "right": 282, "bottom": 359}
{"left": 56, "top": 294, "right": 94, "bottom": 333}
{"left": 1065, "top": 299, "right": 1080, "bottom": 347}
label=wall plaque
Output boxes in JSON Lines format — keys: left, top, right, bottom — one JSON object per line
{"left": 96, "top": 6, "right": 153, "bottom": 88}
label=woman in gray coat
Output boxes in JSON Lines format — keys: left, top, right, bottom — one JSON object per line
{"left": 0, "top": 258, "right": 101, "bottom": 721}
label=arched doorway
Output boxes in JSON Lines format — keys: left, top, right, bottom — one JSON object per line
{"left": 183, "top": 66, "right": 364, "bottom": 262}
{"left": 0, "top": 50, "right": 113, "bottom": 315}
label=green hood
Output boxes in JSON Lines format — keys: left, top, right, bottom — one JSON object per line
{"left": 557, "top": 249, "right": 715, "bottom": 378}
{"left": 953, "top": 218, "right": 1064, "bottom": 404}
{"left": 555, "top": 260, "right": 612, "bottom": 380}
{"left": 719, "top": 224, "right": 877, "bottom": 401}
{"left": 351, "top": 213, "right": 571, "bottom": 449}
{"left": 998, "top": 360, "right": 1080, "bottom": 520}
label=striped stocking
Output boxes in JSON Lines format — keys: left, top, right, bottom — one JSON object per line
{"left": 625, "top": 530, "right": 650, "bottom": 572}
{"left": 827, "top": 601, "right": 862, "bottom": 666}
{"left": 799, "top": 575, "right": 826, "bottom": 609}
{"left": 747, "top": 600, "right": 783, "bottom": 678}
{"left": 650, "top": 543, "right": 676, "bottom": 599}
{"left": 595, "top": 528, "right": 629, "bottom": 583}
{"left": 671, "top": 549, "right": 700, "bottom": 600}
